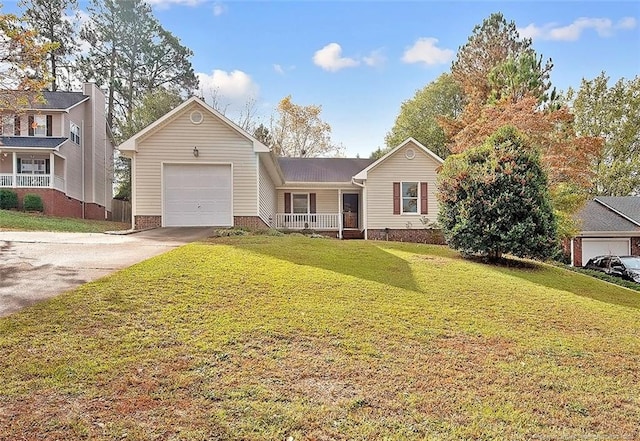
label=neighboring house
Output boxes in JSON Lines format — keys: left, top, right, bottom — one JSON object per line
{"left": 570, "top": 196, "right": 640, "bottom": 266}
{"left": 0, "top": 83, "right": 113, "bottom": 219}
{"left": 119, "top": 97, "right": 445, "bottom": 242}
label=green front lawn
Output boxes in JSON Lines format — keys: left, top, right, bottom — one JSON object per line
{"left": 0, "top": 209, "right": 130, "bottom": 232}
{"left": 1, "top": 236, "right": 638, "bottom": 440}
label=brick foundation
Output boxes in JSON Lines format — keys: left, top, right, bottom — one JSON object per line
{"left": 13, "top": 188, "right": 110, "bottom": 220}
{"left": 234, "top": 216, "right": 269, "bottom": 229}
{"left": 135, "top": 215, "right": 162, "bottom": 230}
{"left": 367, "top": 228, "right": 446, "bottom": 245}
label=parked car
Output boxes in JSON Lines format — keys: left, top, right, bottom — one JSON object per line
{"left": 583, "top": 255, "right": 640, "bottom": 283}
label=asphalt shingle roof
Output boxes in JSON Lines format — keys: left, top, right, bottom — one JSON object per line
{"left": 0, "top": 91, "right": 88, "bottom": 111}
{"left": 576, "top": 197, "right": 640, "bottom": 232}
{"left": 0, "top": 137, "right": 67, "bottom": 149}
{"left": 277, "top": 157, "right": 375, "bottom": 182}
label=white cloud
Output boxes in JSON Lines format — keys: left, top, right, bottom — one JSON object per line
{"left": 273, "top": 64, "right": 285, "bottom": 75}
{"left": 147, "top": 0, "right": 203, "bottom": 9}
{"left": 273, "top": 64, "right": 296, "bottom": 75}
{"left": 363, "top": 49, "right": 386, "bottom": 67}
{"left": 402, "top": 38, "right": 454, "bottom": 66}
{"left": 196, "top": 69, "right": 259, "bottom": 113}
{"left": 313, "top": 43, "right": 360, "bottom": 72}
{"left": 518, "top": 16, "right": 637, "bottom": 41}
{"left": 213, "top": 2, "right": 227, "bottom": 16}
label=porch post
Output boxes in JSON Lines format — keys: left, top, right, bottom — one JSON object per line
{"left": 11, "top": 152, "right": 17, "bottom": 188}
{"left": 338, "top": 189, "right": 342, "bottom": 239}
{"left": 49, "top": 152, "right": 55, "bottom": 188}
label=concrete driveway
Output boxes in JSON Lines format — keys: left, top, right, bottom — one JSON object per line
{"left": 0, "top": 227, "right": 215, "bottom": 318}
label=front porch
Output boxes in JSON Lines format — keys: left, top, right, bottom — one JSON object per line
{"left": 0, "top": 151, "right": 65, "bottom": 191}
{"left": 275, "top": 189, "right": 363, "bottom": 238}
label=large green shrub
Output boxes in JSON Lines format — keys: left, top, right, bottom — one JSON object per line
{"left": 23, "top": 194, "right": 44, "bottom": 212}
{"left": 0, "top": 189, "right": 18, "bottom": 209}
{"left": 437, "top": 125, "right": 558, "bottom": 260}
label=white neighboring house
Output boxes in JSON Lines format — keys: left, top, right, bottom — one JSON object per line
{"left": 0, "top": 83, "right": 113, "bottom": 219}
{"left": 119, "top": 97, "right": 444, "bottom": 242}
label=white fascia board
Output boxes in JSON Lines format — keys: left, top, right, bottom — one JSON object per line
{"left": 353, "top": 137, "right": 444, "bottom": 180}
{"left": 579, "top": 231, "right": 640, "bottom": 238}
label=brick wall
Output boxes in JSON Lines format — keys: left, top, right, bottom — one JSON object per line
{"left": 367, "top": 228, "right": 446, "bottom": 245}
{"left": 12, "top": 189, "right": 110, "bottom": 220}
{"left": 631, "top": 237, "right": 640, "bottom": 256}
{"left": 234, "top": 216, "right": 269, "bottom": 229}
{"left": 135, "top": 215, "right": 162, "bottom": 230}
{"left": 573, "top": 237, "right": 583, "bottom": 267}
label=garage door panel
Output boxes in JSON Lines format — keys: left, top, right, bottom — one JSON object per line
{"left": 582, "top": 238, "right": 630, "bottom": 264}
{"left": 163, "top": 164, "right": 232, "bottom": 227}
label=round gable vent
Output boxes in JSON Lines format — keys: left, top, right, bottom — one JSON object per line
{"left": 405, "top": 148, "right": 416, "bottom": 160}
{"left": 190, "top": 110, "right": 204, "bottom": 125}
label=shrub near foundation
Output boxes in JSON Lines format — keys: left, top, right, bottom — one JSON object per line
{"left": 0, "top": 189, "right": 18, "bottom": 209}
{"left": 23, "top": 193, "right": 44, "bottom": 212}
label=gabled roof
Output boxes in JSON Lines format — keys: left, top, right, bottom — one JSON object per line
{"left": 576, "top": 197, "right": 640, "bottom": 234}
{"left": 278, "top": 157, "right": 374, "bottom": 183}
{"left": 353, "top": 138, "right": 444, "bottom": 180}
{"left": 0, "top": 90, "right": 89, "bottom": 111}
{"left": 0, "top": 136, "right": 67, "bottom": 149}
{"left": 118, "top": 96, "right": 270, "bottom": 153}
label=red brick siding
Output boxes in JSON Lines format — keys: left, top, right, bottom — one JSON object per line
{"left": 367, "top": 229, "right": 446, "bottom": 245}
{"left": 135, "top": 215, "right": 162, "bottom": 230}
{"left": 234, "top": 216, "right": 269, "bottom": 229}
{"left": 13, "top": 189, "right": 109, "bottom": 220}
{"left": 573, "top": 237, "right": 583, "bottom": 267}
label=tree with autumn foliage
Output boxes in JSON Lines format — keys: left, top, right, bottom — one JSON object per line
{"left": 270, "top": 95, "right": 343, "bottom": 157}
{"left": 438, "top": 12, "right": 602, "bottom": 240}
{"left": 438, "top": 126, "right": 558, "bottom": 260}
{"left": 0, "top": 9, "right": 53, "bottom": 110}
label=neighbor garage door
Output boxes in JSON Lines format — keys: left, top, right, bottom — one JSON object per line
{"left": 582, "top": 238, "right": 630, "bottom": 264}
{"left": 163, "top": 164, "right": 232, "bottom": 227}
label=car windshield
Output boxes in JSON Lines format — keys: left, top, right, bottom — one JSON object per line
{"left": 620, "top": 257, "right": 640, "bottom": 269}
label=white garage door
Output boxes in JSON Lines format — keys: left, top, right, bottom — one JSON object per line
{"left": 163, "top": 164, "right": 232, "bottom": 227}
{"left": 582, "top": 238, "right": 630, "bottom": 264}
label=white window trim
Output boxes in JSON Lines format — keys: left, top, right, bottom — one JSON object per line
{"left": 21, "top": 158, "right": 46, "bottom": 175}
{"left": 33, "top": 115, "right": 47, "bottom": 136}
{"left": 291, "top": 192, "right": 310, "bottom": 214}
{"left": 401, "top": 181, "right": 420, "bottom": 215}
{"left": 70, "top": 122, "right": 81, "bottom": 145}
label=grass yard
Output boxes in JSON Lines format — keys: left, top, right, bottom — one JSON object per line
{"left": 0, "top": 236, "right": 638, "bottom": 440}
{"left": 0, "top": 209, "right": 130, "bottom": 233}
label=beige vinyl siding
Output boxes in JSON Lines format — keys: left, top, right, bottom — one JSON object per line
{"left": 134, "top": 102, "right": 257, "bottom": 216}
{"left": 258, "top": 157, "right": 277, "bottom": 226}
{"left": 365, "top": 142, "right": 440, "bottom": 229}
{"left": 277, "top": 189, "right": 339, "bottom": 214}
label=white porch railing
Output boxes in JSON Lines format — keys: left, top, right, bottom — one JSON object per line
{"left": 275, "top": 213, "right": 340, "bottom": 230}
{"left": 0, "top": 173, "right": 64, "bottom": 190}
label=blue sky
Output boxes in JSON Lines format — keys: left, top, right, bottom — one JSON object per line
{"left": 6, "top": 1, "right": 640, "bottom": 157}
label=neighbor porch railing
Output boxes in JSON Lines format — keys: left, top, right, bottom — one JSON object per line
{"left": 0, "top": 173, "right": 64, "bottom": 190}
{"left": 275, "top": 213, "right": 340, "bottom": 230}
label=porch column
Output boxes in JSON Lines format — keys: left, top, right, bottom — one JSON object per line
{"left": 12, "top": 152, "right": 17, "bottom": 188}
{"left": 338, "top": 189, "right": 342, "bottom": 239}
{"left": 49, "top": 152, "right": 55, "bottom": 188}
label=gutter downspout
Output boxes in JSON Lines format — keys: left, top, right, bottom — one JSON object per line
{"left": 81, "top": 120, "right": 85, "bottom": 219}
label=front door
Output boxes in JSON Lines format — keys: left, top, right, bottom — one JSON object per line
{"left": 343, "top": 193, "right": 359, "bottom": 229}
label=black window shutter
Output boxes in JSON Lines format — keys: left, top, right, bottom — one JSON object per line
{"left": 46, "top": 159, "right": 50, "bottom": 174}
{"left": 28, "top": 115, "right": 34, "bottom": 136}
{"left": 14, "top": 116, "right": 20, "bottom": 135}
{"left": 46, "top": 115, "right": 53, "bottom": 136}
{"left": 309, "top": 193, "right": 316, "bottom": 214}
{"left": 17, "top": 157, "right": 21, "bottom": 172}
{"left": 284, "top": 192, "right": 291, "bottom": 213}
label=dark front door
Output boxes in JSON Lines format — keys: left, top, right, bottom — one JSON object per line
{"left": 343, "top": 193, "right": 359, "bottom": 229}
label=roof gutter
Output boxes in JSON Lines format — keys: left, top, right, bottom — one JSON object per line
{"left": 351, "top": 177, "right": 365, "bottom": 188}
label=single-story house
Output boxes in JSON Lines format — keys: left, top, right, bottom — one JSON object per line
{"left": 118, "top": 97, "right": 444, "bottom": 242}
{"left": 570, "top": 196, "right": 640, "bottom": 266}
{"left": 0, "top": 83, "right": 113, "bottom": 219}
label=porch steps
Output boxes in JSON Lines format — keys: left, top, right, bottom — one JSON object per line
{"left": 342, "top": 229, "right": 364, "bottom": 240}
